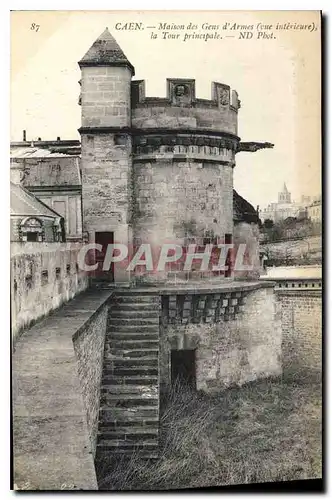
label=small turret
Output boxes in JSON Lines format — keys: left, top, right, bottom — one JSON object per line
{"left": 79, "top": 28, "right": 134, "bottom": 129}
{"left": 78, "top": 28, "right": 134, "bottom": 283}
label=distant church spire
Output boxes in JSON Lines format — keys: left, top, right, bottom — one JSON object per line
{"left": 78, "top": 27, "right": 135, "bottom": 75}
{"left": 278, "top": 182, "right": 291, "bottom": 203}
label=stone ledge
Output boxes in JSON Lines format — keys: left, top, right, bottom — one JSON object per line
{"left": 115, "top": 280, "right": 276, "bottom": 296}
{"left": 275, "top": 289, "right": 322, "bottom": 297}
{"left": 12, "top": 288, "right": 113, "bottom": 491}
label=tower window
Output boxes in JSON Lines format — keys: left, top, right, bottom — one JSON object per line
{"left": 41, "top": 270, "right": 48, "bottom": 285}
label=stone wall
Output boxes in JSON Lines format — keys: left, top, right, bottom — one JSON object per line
{"left": 73, "top": 301, "right": 109, "bottom": 456}
{"left": 12, "top": 289, "right": 112, "bottom": 490}
{"left": 233, "top": 221, "right": 261, "bottom": 279}
{"left": 81, "top": 133, "right": 132, "bottom": 234}
{"left": 159, "top": 283, "right": 281, "bottom": 392}
{"left": 131, "top": 79, "right": 240, "bottom": 135}
{"left": 11, "top": 242, "right": 89, "bottom": 340}
{"left": 277, "top": 288, "right": 322, "bottom": 377}
{"left": 132, "top": 104, "right": 238, "bottom": 134}
{"left": 80, "top": 66, "right": 131, "bottom": 128}
{"left": 132, "top": 160, "right": 233, "bottom": 248}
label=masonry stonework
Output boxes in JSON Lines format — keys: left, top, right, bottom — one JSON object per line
{"left": 233, "top": 222, "right": 261, "bottom": 279}
{"left": 159, "top": 284, "right": 282, "bottom": 392}
{"left": 132, "top": 160, "right": 233, "bottom": 248}
{"left": 277, "top": 290, "right": 322, "bottom": 377}
{"left": 11, "top": 242, "right": 88, "bottom": 340}
{"left": 73, "top": 302, "right": 109, "bottom": 456}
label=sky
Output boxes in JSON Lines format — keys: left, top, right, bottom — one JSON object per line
{"left": 10, "top": 10, "right": 321, "bottom": 209}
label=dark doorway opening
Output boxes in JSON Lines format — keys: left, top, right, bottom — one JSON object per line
{"left": 95, "top": 231, "right": 114, "bottom": 282}
{"left": 171, "top": 349, "right": 196, "bottom": 390}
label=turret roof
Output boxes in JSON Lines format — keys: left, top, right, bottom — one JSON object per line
{"left": 78, "top": 28, "right": 135, "bottom": 75}
{"left": 233, "top": 190, "right": 260, "bottom": 224}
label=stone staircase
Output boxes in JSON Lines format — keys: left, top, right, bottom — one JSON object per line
{"left": 97, "top": 292, "right": 160, "bottom": 459}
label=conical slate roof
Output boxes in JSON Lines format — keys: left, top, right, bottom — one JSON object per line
{"left": 79, "top": 28, "right": 135, "bottom": 75}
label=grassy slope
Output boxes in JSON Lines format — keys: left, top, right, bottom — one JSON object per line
{"left": 97, "top": 378, "right": 322, "bottom": 490}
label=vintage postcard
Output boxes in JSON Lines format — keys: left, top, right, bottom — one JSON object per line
{"left": 11, "top": 10, "right": 322, "bottom": 491}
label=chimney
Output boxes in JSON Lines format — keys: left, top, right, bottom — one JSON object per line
{"left": 57, "top": 136, "right": 61, "bottom": 141}
{"left": 23, "top": 130, "right": 26, "bottom": 141}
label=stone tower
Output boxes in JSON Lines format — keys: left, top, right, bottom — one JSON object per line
{"left": 78, "top": 28, "right": 134, "bottom": 282}
{"left": 278, "top": 182, "right": 291, "bottom": 204}
{"left": 79, "top": 29, "right": 273, "bottom": 284}
{"left": 76, "top": 29, "right": 279, "bottom": 463}
{"left": 130, "top": 78, "right": 240, "bottom": 282}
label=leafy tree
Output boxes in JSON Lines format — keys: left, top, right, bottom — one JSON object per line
{"left": 263, "top": 219, "right": 274, "bottom": 229}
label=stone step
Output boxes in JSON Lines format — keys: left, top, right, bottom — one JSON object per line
{"left": 106, "top": 340, "right": 159, "bottom": 349}
{"left": 101, "top": 375, "right": 158, "bottom": 386}
{"left": 98, "top": 419, "right": 159, "bottom": 429}
{"left": 99, "top": 433, "right": 158, "bottom": 442}
{"left": 97, "top": 439, "right": 158, "bottom": 448}
{"left": 107, "top": 349, "right": 159, "bottom": 358}
{"left": 98, "top": 428, "right": 158, "bottom": 441}
{"left": 107, "top": 324, "right": 159, "bottom": 333}
{"left": 104, "top": 357, "right": 158, "bottom": 368}
{"left": 104, "top": 366, "right": 159, "bottom": 377}
{"left": 114, "top": 295, "right": 160, "bottom": 304}
{"left": 111, "top": 309, "right": 160, "bottom": 319}
{"left": 100, "top": 396, "right": 159, "bottom": 408}
{"left": 116, "top": 291, "right": 159, "bottom": 296}
{"left": 116, "top": 303, "right": 160, "bottom": 312}
{"left": 96, "top": 444, "right": 159, "bottom": 458}
{"left": 107, "top": 332, "right": 158, "bottom": 341}
{"left": 101, "top": 384, "right": 158, "bottom": 395}
{"left": 100, "top": 406, "right": 159, "bottom": 420}
{"left": 108, "top": 317, "right": 160, "bottom": 326}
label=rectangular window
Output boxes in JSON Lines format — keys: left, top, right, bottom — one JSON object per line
{"left": 25, "top": 275, "right": 32, "bottom": 290}
{"left": 225, "top": 233, "right": 233, "bottom": 278}
{"left": 41, "top": 270, "right": 48, "bottom": 285}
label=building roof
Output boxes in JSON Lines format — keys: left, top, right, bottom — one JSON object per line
{"left": 233, "top": 190, "right": 260, "bottom": 224}
{"left": 281, "top": 182, "right": 289, "bottom": 193}
{"left": 23, "top": 157, "right": 81, "bottom": 188}
{"left": 10, "top": 146, "right": 75, "bottom": 159}
{"left": 78, "top": 28, "right": 135, "bottom": 75}
{"left": 10, "top": 182, "right": 61, "bottom": 218}
{"left": 10, "top": 146, "right": 81, "bottom": 187}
